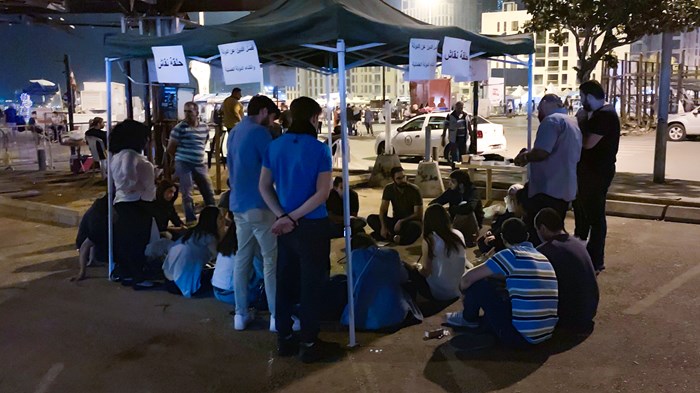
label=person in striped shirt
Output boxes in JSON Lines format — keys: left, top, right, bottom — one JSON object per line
{"left": 167, "top": 102, "right": 216, "bottom": 224}
{"left": 445, "top": 217, "right": 559, "bottom": 348}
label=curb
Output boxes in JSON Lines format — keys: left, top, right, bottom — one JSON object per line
{"left": 0, "top": 195, "right": 81, "bottom": 227}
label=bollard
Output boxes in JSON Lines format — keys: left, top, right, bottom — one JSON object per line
{"left": 432, "top": 146, "right": 439, "bottom": 162}
{"left": 37, "top": 148, "right": 46, "bottom": 171}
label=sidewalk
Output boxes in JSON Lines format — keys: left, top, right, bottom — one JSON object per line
{"left": 0, "top": 163, "right": 699, "bottom": 227}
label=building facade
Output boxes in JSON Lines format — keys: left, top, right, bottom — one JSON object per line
{"left": 630, "top": 30, "right": 700, "bottom": 67}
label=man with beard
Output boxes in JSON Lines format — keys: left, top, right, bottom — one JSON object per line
{"left": 514, "top": 94, "right": 581, "bottom": 245}
{"left": 367, "top": 167, "right": 423, "bottom": 245}
{"left": 574, "top": 80, "right": 621, "bottom": 273}
{"left": 227, "top": 94, "right": 281, "bottom": 331}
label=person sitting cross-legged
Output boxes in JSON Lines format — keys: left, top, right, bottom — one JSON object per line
{"left": 341, "top": 233, "right": 422, "bottom": 331}
{"left": 535, "top": 208, "right": 599, "bottom": 333}
{"left": 430, "top": 170, "right": 484, "bottom": 246}
{"left": 367, "top": 167, "right": 423, "bottom": 245}
{"left": 445, "top": 217, "right": 559, "bottom": 349}
{"left": 327, "top": 176, "right": 366, "bottom": 238}
{"left": 404, "top": 204, "right": 468, "bottom": 303}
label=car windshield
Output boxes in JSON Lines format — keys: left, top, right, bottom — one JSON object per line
{"left": 401, "top": 118, "right": 424, "bottom": 132}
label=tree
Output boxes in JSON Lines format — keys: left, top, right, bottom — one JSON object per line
{"left": 523, "top": 0, "right": 700, "bottom": 83}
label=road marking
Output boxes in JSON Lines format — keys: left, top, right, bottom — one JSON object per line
{"left": 624, "top": 264, "right": 700, "bottom": 315}
{"left": 34, "top": 363, "right": 64, "bottom": 393}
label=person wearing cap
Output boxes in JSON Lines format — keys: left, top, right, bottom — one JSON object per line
{"left": 227, "top": 95, "right": 282, "bottom": 332}
{"left": 445, "top": 217, "right": 559, "bottom": 348}
{"left": 514, "top": 94, "right": 582, "bottom": 245}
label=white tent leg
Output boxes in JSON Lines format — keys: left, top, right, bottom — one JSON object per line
{"left": 106, "top": 57, "right": 115, "bottom": 280}
{"left": 326, "top": 69, "right": 333, "bottom": 155}
{"left": 337, "top": 39, "right": 357, "bottom": 348}
{"left": 527, "top": 53, "right": 533, "bottom": 150}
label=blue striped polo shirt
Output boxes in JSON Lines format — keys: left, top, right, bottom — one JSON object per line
{"left": 170, "top": 121, "right": 209, "bottom": 164}
{"left": 485, "top": 242, "right": 559, "bottom": 344}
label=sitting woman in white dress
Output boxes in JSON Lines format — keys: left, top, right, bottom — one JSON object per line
{"left": 404, "top": 204, "right": 469, "bottom": 302}
{"left": 162, "top": 206, "right": 224, "bottom": 297}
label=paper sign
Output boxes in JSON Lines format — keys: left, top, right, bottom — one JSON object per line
{"left": 441, "top": 36, "right": 471, "bottom": 78}
{"left": 265, "top": 65, "right": 297, "bottom": 87}
{"left": 455, "top": 58, "right": 489, "bottom": 82}
{"left": 408, "top": 38, "right": 439, "bottom": 81}
{"left": 219, "top": 40, "right": 263, "bottom": 85}
{"left": 151, "top": 45, "right": 189, "bottom": 84}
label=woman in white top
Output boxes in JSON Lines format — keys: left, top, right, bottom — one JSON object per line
{"left": 405, "top": 204, "right": 468, "bottom": 302}
{"left": 109, "top": 120, "right": 157, "bottom": 289}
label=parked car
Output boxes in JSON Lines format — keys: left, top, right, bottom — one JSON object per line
{"left": 667, "top": 107, "right": 700, "bottom": 141}
{"left": 374, "top": 113, "right": 507, "bottom": 158}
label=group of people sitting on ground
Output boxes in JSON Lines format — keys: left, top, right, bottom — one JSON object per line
{"left": 74, "top": 79, "right": 615, "bottom": 359}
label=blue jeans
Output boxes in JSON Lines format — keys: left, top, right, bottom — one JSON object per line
{"left": 174, "top": 160, "right": 216, "bottom": 222}
{"left": 462, "top": 279, "right": 529, "bottom": 348}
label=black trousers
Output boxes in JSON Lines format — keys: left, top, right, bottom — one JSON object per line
{"left": 276, "top": 218, "right": 331, "bottom": 344}
{"left": 403, "top": 264, "right": 436, "bottom": 301}
{"left": 329, "top": 217, "right": 367, "bottom": 239}
{"left": 114, "top": 201, "right": 153, "bottom": 282}
{"left": 574, "top": 168, "right": 614, "bottom": 271}
{"left": 524, "top": 193, "right": 570, "bottom": 247}
{"left": 367, "top": 215, "right": 422, "bottom": 245}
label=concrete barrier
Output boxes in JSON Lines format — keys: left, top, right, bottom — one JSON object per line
{"left": 605, "top": 200, "right": 666, "bottom": 220}
{"left": 0, "top": 196, "right": 81, "bottom": 227}
{"left": 664, "top": 206, "right": 700, "bottom": 224}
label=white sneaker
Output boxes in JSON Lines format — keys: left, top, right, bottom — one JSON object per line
{"left": 234, "top": 313, "right": 253, "bottom": 331}
{"left": 269, "top": 317, "right": 277, "bottom": 332}
{"left": 292, "top": 316, "right": 301, "bottom": 332}
{"left": 444, "top": 311, "right": 480, "bottom": 328}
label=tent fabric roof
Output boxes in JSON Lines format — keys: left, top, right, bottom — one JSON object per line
{"left": 105, "top": 0, "right": 533, "bottom": 70}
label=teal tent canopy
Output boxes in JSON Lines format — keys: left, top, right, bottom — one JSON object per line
{"left": 105, "top": 0, "right": 533, "bottom": 68}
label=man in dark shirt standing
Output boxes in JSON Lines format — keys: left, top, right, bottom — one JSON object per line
{"left": 367, "top": 167, "right": 423, "bottom": 245}
{"left": 574, "top": 80, "right": 621, "bottom": 273}
{"left": 535, "top": 208, "right": 599, "bottom": 332}
{"left": 327, "top": 176, "right": 366, "bottom": 238}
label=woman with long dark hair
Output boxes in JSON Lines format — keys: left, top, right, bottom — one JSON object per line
{"left": 431, "top": 170, "right": 484, "bottom": 223}
{"left": 152, "top": 179, "right": 185, "bottom": 238}
{"left": 109, "top": 119, "right": 156, "bottom": 289}
{"left": 405, "top": 204, "right": 467, "bottom": 302}
{"left": 162, "top": 206, "right": 224, "bottom": 297}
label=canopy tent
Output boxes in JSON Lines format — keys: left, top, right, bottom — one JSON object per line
{"left": 103, "top": 0, "right": 535, "bottom": 347}
{"left": 22, "top": 79, "right": 59, "bottom": 95}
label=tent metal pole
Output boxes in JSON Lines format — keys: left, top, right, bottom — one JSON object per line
{"left": 337, "top": 39, "right": 357, "bottom": 348}
{"left": 527, "top": 53, "right": 534, "bottom": 150}
{"left": 326, "top": 55, "right": 333, "bottom": 154}
{"left": 106, "top": 57, "right": 114, "bottom": 280}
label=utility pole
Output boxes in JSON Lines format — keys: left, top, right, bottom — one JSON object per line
{"left": 63, "top": 54, "right": 75, "bottom": 132}
{"left": 125, "top": 61, "right": 134, "bottom": 119}
{"left": 653, "top": 32, "right": 673, "bottom": 184}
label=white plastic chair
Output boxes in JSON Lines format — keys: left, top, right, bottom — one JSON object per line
{"left": 85, "top": 136, "right": 107, "bottom": 178}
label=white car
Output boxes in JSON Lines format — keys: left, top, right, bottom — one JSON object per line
{"left": 667, "top": 107, "right": 700, "bottom": 141}
{"left": 374, "top": 112, "right": 507, "bottom": 158}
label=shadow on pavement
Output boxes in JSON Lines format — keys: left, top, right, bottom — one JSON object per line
{"left": 424, "top": 330, "right": 591, "bottom": 392}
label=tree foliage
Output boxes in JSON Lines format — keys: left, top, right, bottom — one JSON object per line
{"left": 523, "top": 0, "right": 700, "bottom": 82}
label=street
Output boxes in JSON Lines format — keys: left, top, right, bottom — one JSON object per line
{"left": 343, "top": 116, "right": 700, "bottom": 181}
{"left": 1, "top": 201, "right": 700, "bottom": 392}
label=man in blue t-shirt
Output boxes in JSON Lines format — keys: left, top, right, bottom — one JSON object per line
{"left": 166, "top": 102, "right": 215, "bottom": 223}
{"left": 259, "top": 96, "right": 335, "bottom": 363}
{"left": 445, "top": 217, "right": 559, "bottom": 349}
{"left": 227, "top": 95, "right": 281, "bottom": 332}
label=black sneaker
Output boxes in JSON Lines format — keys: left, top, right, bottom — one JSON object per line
{"left": 277, "top": 335, "right": 299, "bottom": 357}
{"left": 298, "top": 340, "right": 342, "bottom": 364}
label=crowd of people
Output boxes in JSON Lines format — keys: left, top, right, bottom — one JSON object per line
{"left": 73, "top": 79, "right": 617, "bottom": 360}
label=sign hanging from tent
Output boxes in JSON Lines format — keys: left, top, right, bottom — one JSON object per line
{"left": 151, "top": 45, "right": 190, "bottom": 84}
{"left": 408, "top": 38, "right": 439, "bottom": 81}
{"left": 455, "top": 58, "right": 489, "bottom": 82}
{"left": 441, "top": 36, "right": 471, "bottom": 78}
{"left": 219, "top": 40, "right": 263, "bottom": 85}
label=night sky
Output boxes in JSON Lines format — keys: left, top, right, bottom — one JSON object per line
{"left": 0, "top": 1, "right": 402, "bottom": 103}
